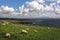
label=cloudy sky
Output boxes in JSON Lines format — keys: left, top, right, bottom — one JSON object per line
{"left": 0, "top": 0, "right": 60, "bottom": 18}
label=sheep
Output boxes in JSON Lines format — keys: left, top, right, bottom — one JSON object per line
{"left": 26, "top": 28, "right": 29, "bottom": 30}
{"left": 34, "top": 30, "right": 38, "bottom": 33}
{"left": 48, "top": 27, "right": 50, "bottom": 29}
{"left": 6, "top": 22, "right": 9, "bottom": 24}
{"left": 2, "top": 23, "right": 6, "bottom": 25}
{"left": 2, "top": 22, "right": 9, "bottom": 25}
{"left": 21, "top": 29, "right": 28, "bottom": 34}
{"left": 5, "top": 33, "right": 11, "bottom": 38}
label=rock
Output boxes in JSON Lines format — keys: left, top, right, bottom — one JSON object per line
{"left": 5, "top": 33, "right": 11, "bottom": 38}
{"left": 21, "top": 30, "right": 28, "bottom": 34}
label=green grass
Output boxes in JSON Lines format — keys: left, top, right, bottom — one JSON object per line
{"left": 0, "top": 21, "right": 60, "bottom": 40}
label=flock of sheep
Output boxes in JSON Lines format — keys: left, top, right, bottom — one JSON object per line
{"left": 0, "top": 21, "right": 50, "bottom": 38}
{"left": 5, "top": 29, "right": 38, "bottom": 38}
{"left": 0, "top": 21, "right": 38, "bottom": 38}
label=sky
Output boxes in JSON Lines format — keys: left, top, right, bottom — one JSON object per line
{"left": 0, "top": 0, "right": 32, "bottom": 9}
{"left": 0, "top": 0, "right": 60, "bottom": 18}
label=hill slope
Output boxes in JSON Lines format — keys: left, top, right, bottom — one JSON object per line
{"left": 0, "top": 21, "right": 60, "bottom": 40}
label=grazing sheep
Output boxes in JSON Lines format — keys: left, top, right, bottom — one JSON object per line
{"left": 48, "top": 27, "right": 50, "bottom": 29}
{"left": 5, "top": 33, "right": 11, "bottom": 38}
{"left": 34, "top": 30, "right": 38, "bottom": 33}
{"left": 6, "top": 22, "right": 9, "bottom": 24}
{"left": 2, "top": 22, "right": 9, "bottom": 25}
{"left": 2, "top": 23, "right": 6, "bottom": 25}
{"left": 26, "top": 28, "right": 29, "bottom": 30}
{"left": 21, "top": 30, "right": 28, "bottom": 34}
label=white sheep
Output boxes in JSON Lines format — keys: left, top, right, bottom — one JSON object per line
{"left": 2, "top": 22, "right": 9, "bottom": 25}
{"left": 21, "top": 29, "right": 28, "bottom": 34}
{"left": 48, "top": 27, "right": 50, "bottom": 29}
{"left": 34, "top": 30, "right": 38, "bottom": 33}
{"left": 6, "top": 22, "right": 9, "bottom": 24}
{"left": 5, "top": 33, "right": 11, "bottom": 38}
{"left": 2, "top": 23, "right": 6, "bottom": 25}
{"left": 26, "top": 28, "right": 29, "bottom": 30}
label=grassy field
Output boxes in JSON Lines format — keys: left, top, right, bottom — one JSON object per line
{"left": 0, "top": 20, "right": 60, "bottom": 40}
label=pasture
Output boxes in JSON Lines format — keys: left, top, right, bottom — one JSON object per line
{"left": 0, "top": 20, "right": 60, "bottom": 40}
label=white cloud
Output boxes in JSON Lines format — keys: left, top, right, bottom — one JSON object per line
{"left": 55, "top": 7, "right": 60, "bottom": 15}
{"left": 34, "top": 0, "right": 44, "bottom": 3}
{"left": 17, "top": 5, "right": 24, "bottom": 14}
{"left": 1, "top": 5, "right": 14, "bottom": 12}
{"left": 45, "top": 0, "right": 55, "bottom": 1}
{"left": 21, "top": 0, "right": 60, "bottom": 18}
{"left": 25, "top": 1, "right": 54, "bottom": 12}
{"left": 0, "top": 0, "right": 60, "bottom": 18}
{"left": 0, "top": 5, "right": 15, "bottom": 18}
{"left": 57, "top": 0, "right": 60, "bottom": 3}
{"left": 44, "top": 5, "right": 53, "bottom": 11}
{"left": 26, "top": 1, "right": 39, "bottom": 9}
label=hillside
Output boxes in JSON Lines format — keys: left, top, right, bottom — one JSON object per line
{"left": 0, "top": 18, "right": 60, "bottom": 27}
{"left": 0, "top": 20, "right": 60, "bottom": 40}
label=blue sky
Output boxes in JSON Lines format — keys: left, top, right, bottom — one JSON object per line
{"left": 0, "top": 0, "right": 60, "bottom": 18}
{"left": 0, "top": 0, "right": 59, "bottom": 9}
{"left": 0, "top": 0, "right": 32, "bottom": 9}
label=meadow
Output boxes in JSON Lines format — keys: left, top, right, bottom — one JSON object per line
{"left": 0, "top": 20, "right": 60, "bottom": 40}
